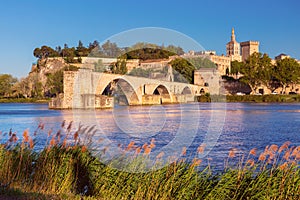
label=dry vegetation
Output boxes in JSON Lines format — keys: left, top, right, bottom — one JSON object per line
{"left": 0, "top": 122, "right": 299, "bottom": 199}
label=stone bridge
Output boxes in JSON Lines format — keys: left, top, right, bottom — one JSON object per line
{"left": 49, "top": 69, "right": 208, "bottom": 109}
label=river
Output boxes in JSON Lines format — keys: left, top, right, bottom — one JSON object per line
{"left": 0, "top": 102, "right": 300, "bottom": 170}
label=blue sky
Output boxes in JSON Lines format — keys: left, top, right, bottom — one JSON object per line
{"left": 0, "top": 0, "right": 299, "bottom": 78}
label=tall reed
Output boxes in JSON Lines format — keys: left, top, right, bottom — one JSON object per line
{"left": 0, "top": 123, "right": 299, "bottom": 199}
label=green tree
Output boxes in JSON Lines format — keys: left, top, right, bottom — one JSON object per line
{"left": 274, "top": 58, "right": 300, "bottom": 94}
{"left": 239, "top": 52, "right": 272, "bottom": 94}
{"left": 0, "top": 74, "right": 18, "bottom": 97}
{"left": 102, "top": 40, "right": 121, "bottom": 57}
{"left": 46, "top": 66, "right": 78, "bottom": 97}
{"left": 121, "top": 48, "right": 175, "bottom": 60}
{"left": 230, "top": 60, "right": 243, "bottom": 79}
{"left": 112, "top": 59, "right": 127, "bottom": 75}
{"left": 169, "top": 58, "right": 195, "bottom": 83}
{"left": 61, "top": 47, "right": 76, "bottom": 63}
{"left": 75, "top": 40, "right": 89, "bottom": 57}
{"left": 128, "top": 68, "right": 151, "bottom": 78}
{"left": 32, "top": 82, "right": 43, "bottom": 98}
{"left": 33, "top": 46, "right": 58, "bottom": 59}
{"left": 46, "top": 69, "right": 64, "bottom": 96}
{"left": 259, "top": 54, "right": 277, "bottom": 92}
{"left": 129, "top": 42, "right": 159, "bottom": 51}
{"left": 12, "top": 77, "right": 30, "bottom": 98}
{"left": 185, "top": 57, "right": 216, "bottom": 70}
{"left": 164, "top": 45, "right": 184, "bottom": 55}
{"left": 94, "top": 59, "right": 106, "bottom": 72}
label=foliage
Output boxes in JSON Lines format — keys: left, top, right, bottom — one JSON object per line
{"left": 274, "top": 58, "right": 300, "bottom": 94}
{"left": 239, "top": 52, "right": 273, "bottom": 94}
{"left": 33, "top": 46, "right": 59, "bottom": 59}
{"left": 0, "top": 98, "right": 50, "bottom": 103}
{"left": 101, "top": 40, "right": 122, "bottom": 57}
{"left": 128, "top": 67, "right": 151, "bottom": 78}
{"left": 120, "top": 47, "right": 176, "bottom": 60}
{"left": 46, "top": 66, "right": 78, "bottom": 97}
{"left": 169, "top": 58, "right": 195, "bottom": 83}
{"left": 0, "top": 125, "right": 299, "bottom": 199}
{"left": 11, "top": 77, "right": 30, "bottom": 98}
{"left": 0, "top": 74, "right": 17, "bottom": 97}
{"left": 227, "top": 94, "right": 300, "bottom": 103}
{"left": 33, "top": 41, "right": 185, "bottom": 65}
{"left": 75, "top": 40, "right": 90, "bottom": 57}
{"left": 233, "top": 53, "right": 300, "bottom": 94}
{"left": 31, "top": 81, "right": 43, "bottom": 98}
{"left": 46, "top": 70, "right": 64, "bottom": 96}
{"left": 64, "top": 65, "right": 79, "bottom": 71}
{"left": 125, "top": 42, "right": 184, "bottom": 56}
{"left": 185, "top": 57, "right": 217, "bottom": 69}
{"left": 111, "top": 59, "right": 127, "bottom": 75}
{"left": 164, "top": 44, "right": 184, "bottom": 55}
{"left": 230, "top": 60, "right": 243, "bottom": 78}
{"left": 94, "top": 59, "right": 106, "bottom": 72}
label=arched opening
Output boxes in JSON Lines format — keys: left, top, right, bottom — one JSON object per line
{"left": 200, "top": 88, "right": 205, "bottom": 94}
{"left": 101, "top": 78, "right": 139, "bottom": 105}
{"left": 153, "top": 85, "right": 170, "bottom": 95}
{"left": 226, "top": 67, "right": 229, "bottom": 75}
{"left": 181, "top": 86, "right": 192, "bottom": 95}
{"left": 152, "top": 85, "right": 171, "bottom": 104}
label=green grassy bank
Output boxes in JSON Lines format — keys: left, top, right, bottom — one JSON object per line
{"left": 0, "top": 126, "right": 299, "bottom": 199}
{"left": 197, "top": 94, "right": 300, "bottom": 103}
{"left": 226, "top": 94, "right": 300, "bottom": 103}
{"left": 0, "top": 98, "right": 50, "bottom": 103}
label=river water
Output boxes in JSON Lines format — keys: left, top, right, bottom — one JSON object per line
{"left": 0, "top": 102, "right": 300, "bottom": 170}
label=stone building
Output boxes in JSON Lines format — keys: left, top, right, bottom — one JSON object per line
{"left": 275, "top": 53, "right": 290, "bottom": 61}
{"left": 226, "top": 28, "right": 242, "bottom": 62}
{"left": 225, "top": 28, "right": 259, "bottom": 62}
{"left": 194, "top": 68, "right": 222, "bottom": 95}
{"left": 209, "top": 54, "right": 231, "bottom": 75}
{"left": 182, "top": 52, "right": 231, "bottom": 75}
{"left": 240, "top": 41, "right": 259, "bottom": 62}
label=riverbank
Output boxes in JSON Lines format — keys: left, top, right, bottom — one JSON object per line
{"left": 197, "top": 94, "right": 300, "bottom": 103}
{"left": 0, "top": 98, "right": 50, "bottom": 103}
{"left": 1, "top": 95, "right": 300, "bottom": 105}
{"left": 226, "top": 94, "right": 300, "bottom": 103}
{"left": 0, "top": 127, "right": 299, "bottom": 199}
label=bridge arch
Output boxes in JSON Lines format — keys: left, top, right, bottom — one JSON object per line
{"left": 152, "top": 84, "right": 172, "bottom": 104}
{"left": 98, "top": 77, "right": 140, "bottom": 105}
{"left": 181, "top": 86, "right": 192, "bottom": 95}
{"left": 153, "top": 85, "right": 170, "bottom": 95}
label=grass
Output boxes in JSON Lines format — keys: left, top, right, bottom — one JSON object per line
{"left": 0, "top": 124, "right": 300, "bottom": 199}
{"left": 196, "top": 94, "right": 300, "bottom": 103}
{"left": 0, "top": 98, "right": 50, "bottom": 103}
{"left": 227, "top": 94, "right": 300, "bottom": 103}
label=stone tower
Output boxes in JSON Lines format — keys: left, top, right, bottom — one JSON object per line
{"left": 226, "top": 28, "right": 242, "bottom": 62}
{"left": 240, "top": 41, "right": 259, "bottom": 62}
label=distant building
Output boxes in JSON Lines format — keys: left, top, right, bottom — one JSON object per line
{"left": 194, "top": 68, "right": 221, "bottom": 95}
{"left": 275, "top": 53, "right": 290, "bottom": 60}
{"left": 226, "top": 28, "right": 242, "bottom": 62}
{"left": 181, "top": 53, "right": 230, "bottom": 75}
{"left": 197, "top": 50, "right": 216, "bottom": 55}
{"left": 209, "top": 54, "right": 231, "bottom": 75}
{"left": 240, "top": 41, "right": 259, "bottom": 62}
